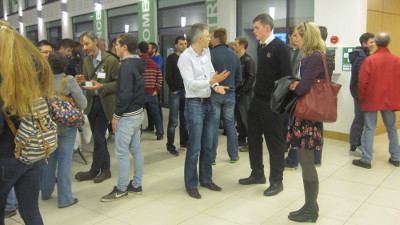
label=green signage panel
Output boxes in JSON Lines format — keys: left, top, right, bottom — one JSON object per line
{"left": 138, "top": 0, "right": 157, "bottom": 43}
{"left": 342, "top": 47, "right": 355, "bottom": 71}
{"left": 206, "top": 0, "right": 217, "bottom": 32}
{"left": 93, "top": 10, "right": 106, "bottom": 40}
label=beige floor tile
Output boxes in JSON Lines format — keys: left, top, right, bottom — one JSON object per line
{"left": 366, "top": 186, "right": 400, "bottom": 210}
{"left": 348, "top": 203, "right": 400, "bottom": 225}
{"left": 179, "top": 213, "right": 240, "bottom": 225}
{"left": 319, "top": 177, "right": 377, "bottom": 201}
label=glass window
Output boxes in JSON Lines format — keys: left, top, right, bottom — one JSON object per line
{"left": 158, "top": 3, "right": 205, "bottom": 28}
{"left": 43, "top": 0, "right": 58, "bottom": 3}
{"left": 47, "top": 20, "right": 62, "bottom": 47}
{"left": 72, "top": 14, "right": 93, "bottom": 42}
{"left": 26, "top": 24, "right": 38, "bottom": 43}
{"left": 107, "top": 5, "right": 139, "bottom": 40}
{"left": 9, "top": 0, "right": 18, "bottom": 14}
{"left": 25, "top": 0, "right": 36, "bottom": 9}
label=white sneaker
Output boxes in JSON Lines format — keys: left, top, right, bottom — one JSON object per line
{"left": 349, "top": 147, "right": 362, "bottom": 157}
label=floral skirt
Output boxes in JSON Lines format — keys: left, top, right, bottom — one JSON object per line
{"left": 286, "top": 117, "right": 324, "bottom": 151}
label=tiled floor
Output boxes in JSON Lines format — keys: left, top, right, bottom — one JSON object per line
{"left": 5, "top": 109, "right": 400, "bottom": 225}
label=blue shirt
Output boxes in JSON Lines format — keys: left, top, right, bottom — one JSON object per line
{"left": 92, "top": 50, "right": 102, "bottom": 95}
{"left": 178, "top": 46, "right": 215, "bottom": 98}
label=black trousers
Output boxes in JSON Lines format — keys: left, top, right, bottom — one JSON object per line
{"left": 248, "top": 95, "right": 285, "bottom": 184}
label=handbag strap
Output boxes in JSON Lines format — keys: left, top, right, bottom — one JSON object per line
{"left": 321, "top": 53, "right": 330, "bottom": 82}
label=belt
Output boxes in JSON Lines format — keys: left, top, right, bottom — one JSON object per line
{"left": 187, "top": 97, "right": 211, "bottom": 102}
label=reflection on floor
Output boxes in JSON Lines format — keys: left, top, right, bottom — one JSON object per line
{"left": 6, "top": 109, "right": 400, "bottom": 225}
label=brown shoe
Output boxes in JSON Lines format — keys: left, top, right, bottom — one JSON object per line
{"left": 200, "top": 182, "right": 222, "bottom": 191}
{"left": 186, "top": 188, "right": 202, "bottom": 199}
{"left": 94, "top": 170, "right": 111, "bottom": 183}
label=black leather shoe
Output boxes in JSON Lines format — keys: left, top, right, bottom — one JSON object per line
{"left": 200, "top": 182, "right": 222, "bottom": 191}
{"left": 288, "top": 205, "right": 319, "bottom": 222}
{"left": 94, "top": 170, "right": 111, "bottom": 183}
{"left": 186, "top": 188, "right": 202, "bottom": 199}
{"left": 352, "top": 159, "right": 371, "bottom": 169}
{"left": 263, "top": 183, "right": 283, "bottom": 196}
{"left": 75, "top": 171, "right": 96, "bottom": 181}
{"left": 238, "top": 175, "right": 266, "bottom": 185}
{"left": 389, "top": 158, "right": 400, "bottom": 167}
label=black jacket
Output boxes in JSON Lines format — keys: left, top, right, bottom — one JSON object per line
{"left": 0, "top": 99, "right": 18, "bottom": 158}
{"left": 114, "top": 55, "right": 146, "bottom": 118}
{"left": 349, "top": 47, "right": 370, "bottom": 99}
{"left": 271, "top": 76, "right": 298, "bottom": 126}
{"left": 236, "top": 52, "right": 256, "bottom": 96}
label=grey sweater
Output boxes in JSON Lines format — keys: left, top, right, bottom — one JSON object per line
{"left": 54, "top": 73, "right": 87, "bottom": 110}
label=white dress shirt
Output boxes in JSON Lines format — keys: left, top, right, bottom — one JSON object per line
{"left": 177, "top": 46, "right": 215, "bottom": 98}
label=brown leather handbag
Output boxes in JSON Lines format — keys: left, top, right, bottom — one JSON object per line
{"left": 294, "top": 54, "right": 342, "bottom": 123}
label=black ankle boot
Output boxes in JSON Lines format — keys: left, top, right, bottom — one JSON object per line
{"left": 288, "top": 205, "right": 318, "bottom": 222}
{"left": 289, "top": 203, "right": 319, "bottom": 216}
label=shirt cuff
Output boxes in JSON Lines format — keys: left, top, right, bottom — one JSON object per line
{"left": 113, "top": 113, "right": 121, "bottom": 120}
{"left": 211, "top": 82, "right": 219, "bottom": 89}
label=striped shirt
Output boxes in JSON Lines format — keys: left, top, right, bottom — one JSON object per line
{"left": 140, "top": 54, "right": 163, "bottom": 94}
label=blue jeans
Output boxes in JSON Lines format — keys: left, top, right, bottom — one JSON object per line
{"left": 41, "top": 127, "right": 77, "bottom": 207}
{"left": 6, "top": 188, "right": 17, "bottom": 211}
{"left": 184, "top": 99, "right": 216, "bottom": 189}
{"left": 144, "top": 93, "right": 164, "bottom": 135}
{"left": 350, "top": 99, "right": 364, "bottom": 148}
{"left": 88, "top": 96, "right": 111, "bottom": 175}
{"left": 0, "top": 158, "right": 45, "bottom": 225}
{"left": 115, "top": 113, "right": 144, "bottom": 191}
{"left": 167, "top": 91, "right": 188, "bottom": 150}
{"left": 361, "top": 110, "right": 400, "bottom": 163}
{"left": 211, "top": 92, "right": 238, "bottom": 160}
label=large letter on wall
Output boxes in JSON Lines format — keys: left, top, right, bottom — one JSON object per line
{"left": 138, "top": 0, "right": 158, "bottom": 43}
{"left": 206, "top": 0, "right": 217, "bottom": 32}
{"left": 93, "top": 10, "right": 106, "bottom": 40}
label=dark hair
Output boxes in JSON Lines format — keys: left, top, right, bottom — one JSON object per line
{"left": 374, "top": 32, "right": 390, "bottom": 47}
{"left": 149, "top": 42, "right": 158, "bottom": 52}
{"left": 48, "top": 51, "right": 68, "bottom": 74}
{"left": 359, "top": 32, "right": 374, "bottom": 45}
{"left": 287, "top": 26, "right": 296, "bottom": 36}
{"left": 117, "top": 35, "right": 138, "bottom": 53}
{"left": 58, "top": 38, "right": 75, "bottom": 50}
{"left": 109, "top": 38, "right": 117, "bottom": 50}
{"left": 138, "top": 41, "right": 149, "bottom": 54}
{"left": 174, "top": 36, "right": 186, "bottom": 44}
{"left": 235, "top": 37, "right": 248, "bottom": 49}
{"left": 37, "top": 40, "right": 53, "bottom": 48}
{"left": 318, "top": 26, "right": 328, "bottom": 41}
{"left": 79, "top": 31, "right": 98, "bottom": 41}
{"left": 253, "top": 14, "right": 274, "bottom": 30}
{"left": 212, "top": 27, "right": 227, "bottom": 44}
{"left": 74, "top": 42, "right": 81, "bottom": 48}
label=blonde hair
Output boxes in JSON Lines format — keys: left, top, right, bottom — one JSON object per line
{"left": 0, "top": 20, "right": 53, "bottom": 117}
{"left": 296, "top": 22, "right": 326, "bottom": 58}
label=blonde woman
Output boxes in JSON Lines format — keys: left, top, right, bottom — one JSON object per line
{"left": 286, "top": 22, "right": 326, "bottom": 223}
{"left": 0, "top": 20, "right": 53, "bottom": 225}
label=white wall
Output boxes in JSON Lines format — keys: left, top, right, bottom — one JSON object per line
{"left": 314, "top": 0, "right": 367, "bottom": 133}
{"left": 217, "top": 0, "right": 237, "bottom": 41}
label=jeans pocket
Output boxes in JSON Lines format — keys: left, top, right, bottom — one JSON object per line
{"left": 1, "top": 161, "right": 20, "bottom": 181}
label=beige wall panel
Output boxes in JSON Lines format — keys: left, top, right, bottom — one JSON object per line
{"left": 383, "top": 0, "right": 400, "bottom": 14}
{"left": 382, "top": 13, "right": 400, "bottom": 56}
{"left": 367, "top": 11, "right": 382, "bottom": 34}
{"left": 368, "top": 0, "right": 383, "bottom": 11}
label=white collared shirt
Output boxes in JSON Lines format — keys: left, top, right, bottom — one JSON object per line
{"left": 260, "top": 34, "right": 276, "bottom": 47}
{"left": 177, "top": 46, "right": 215, "bottom": 98}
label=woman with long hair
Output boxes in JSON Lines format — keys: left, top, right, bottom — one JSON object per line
{"left": 0, "top": 20, "right": 54, "bottom": 225}
{"left": 286, "top": 22, "right": 326, "bottom": 223}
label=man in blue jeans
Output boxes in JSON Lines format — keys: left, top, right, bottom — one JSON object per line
{"left": 210, "top": 27, "right": 242, "bottom": 163}
{"left": 178, "top": 23, "right": 230, "bottom": 199}
{"left": 353, "top": 32, "right": 400, "bottom": 169}
{"left": 165, "top": 36, "right": 189, "bottom": 156}
{"left": 101, "top": 34, "right": 146, "bottom": 201}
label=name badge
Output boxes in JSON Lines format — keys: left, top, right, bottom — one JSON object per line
{"left": 200, "top": 55, "right": 208, "bottom": 64}
{"left": 97, "top": 72, "right": 106, "bottom": 79}
{"left": 85, "top": 81, "right": 93, "bottom": 87}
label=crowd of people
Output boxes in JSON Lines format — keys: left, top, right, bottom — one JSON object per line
{"left": 1, "top": 11, "right": 400, "bottom": 225}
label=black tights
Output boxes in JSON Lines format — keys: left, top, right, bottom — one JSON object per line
{"left": 297, "top": 148, "right": 318, "bottom": 182}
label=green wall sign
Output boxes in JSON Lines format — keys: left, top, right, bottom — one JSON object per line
{"left": 342, "top": 47, "right": 355, "bottom": 71}
{"left": 206, "top": 0, "right": 217, "bottom": 32}
{"left": 93, "top": 10, "right": 106, "bottom": 40}
{"left": 138, "top": 0, "right": 158, "bottom": 43}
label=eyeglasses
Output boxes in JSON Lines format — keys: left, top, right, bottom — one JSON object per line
{"left": 303, "top": 22, "right": 307, "bottom": 31}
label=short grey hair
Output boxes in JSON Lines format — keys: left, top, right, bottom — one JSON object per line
{"left": 374, "top": 32, "right": 390, "bottom": 47}
{"left": 189, "top": 23, "right": 208, "bottom": 44}
{"left": 80, "top": 31, "right": 98, "bottom": 42}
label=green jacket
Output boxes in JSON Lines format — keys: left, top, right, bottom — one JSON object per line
{"left": 82, "top": 50, "right": 119, "bottom": 121}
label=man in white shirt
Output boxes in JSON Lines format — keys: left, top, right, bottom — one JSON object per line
{"left": 178, "top": 22, "right": 229, "bottom": 199}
